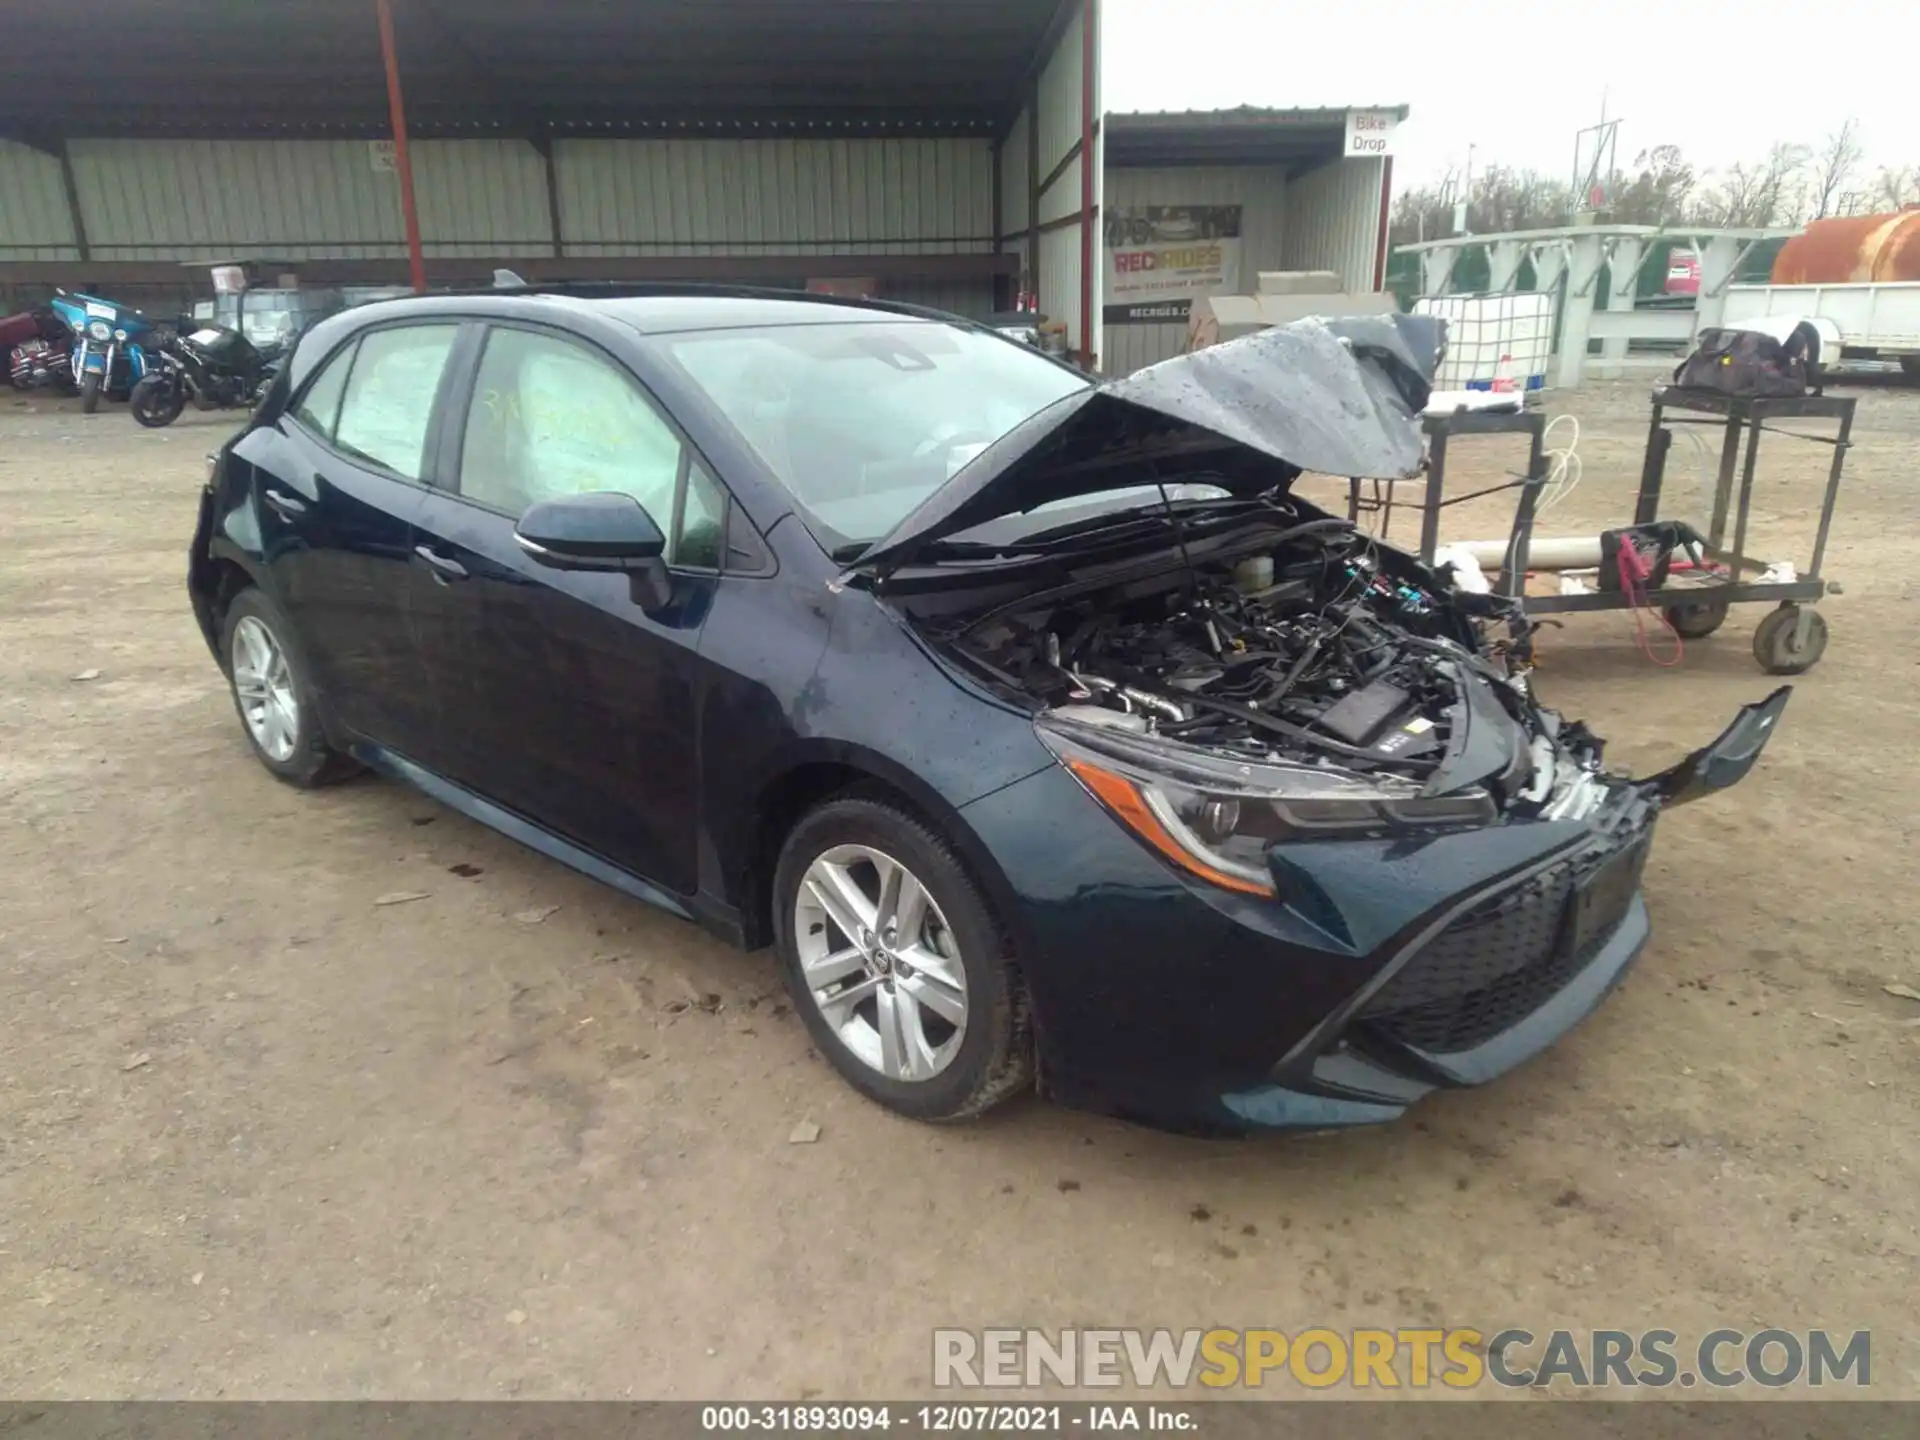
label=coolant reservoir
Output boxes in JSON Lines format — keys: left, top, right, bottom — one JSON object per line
{"left": 1233, "top": 556, "right": 1274, "bottom": 593}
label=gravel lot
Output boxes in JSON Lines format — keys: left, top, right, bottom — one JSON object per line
{"left": 1, "top": 378, "right": 1915, "bottom": 1399}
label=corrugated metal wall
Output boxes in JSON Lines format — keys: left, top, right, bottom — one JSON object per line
{"left": 1282, "top": 157, "right": 1385, "bottom": 292}
{"left": 33, "top": 139, "right": 552, "bottom": 260}
{"left": 1035, "top": 4, "right": 1085, "bottom": 208}
{"left": 1101, "top": 164, "right": 1289, "bottom": 376}
{"left": 0, "top": 141, "right": 82, "bottom": 260}
{"left": 1028, "top": 0, "right": 1090, "bottom": 359}
{"left": 412, "top": 140, "right": 553, "bottom": 257}
{"left": 0, "top": 136, "right": 996, "bottom": 265}
{"left": 556, "top": 138, "right": 993, "bottom": 256}
{"left": 999, "top": 110, "right": 1030, "bottom": 241}
{"left": 72, "top": 139, "right": 403, "bottom": 259}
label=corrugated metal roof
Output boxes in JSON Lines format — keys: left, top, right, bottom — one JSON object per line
{"left": 1108, "top": 106, "right": 1411, "bottom": 127}
{"left": 1105, "top": 105, "right": 1409, "bottom": 171}
{"left": 0, "top": 0, "right": 1069, "bottom": 138}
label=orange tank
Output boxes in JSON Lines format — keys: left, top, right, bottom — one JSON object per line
{"left": 1771, "top": 208, "right": 1920, "bottom": 284}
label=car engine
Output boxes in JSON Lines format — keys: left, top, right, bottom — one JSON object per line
{"left": 954, "top": 515, "right": 1564, "bottom": 791}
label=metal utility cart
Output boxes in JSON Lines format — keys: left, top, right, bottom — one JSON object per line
{"left": 1344, "top": 407, "right": 1547, "bottom": 575}
{"left": 1348, "top": 393, "right": 1852, "bottom": 676}
{"left": 1507, "top": 387, "right": 1850, "bottom": 674}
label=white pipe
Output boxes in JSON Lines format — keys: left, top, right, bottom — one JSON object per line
{"left": 1454, "top": 536, "right": 1604, "bottom": 571}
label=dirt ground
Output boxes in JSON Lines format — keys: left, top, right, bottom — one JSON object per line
{"left": 1, "top": 377, "right": 1916, "bottom": 1401}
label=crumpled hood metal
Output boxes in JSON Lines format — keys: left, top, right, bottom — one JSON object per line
{"left": 850, "top": 313, "right": 1446, "bottom": 576}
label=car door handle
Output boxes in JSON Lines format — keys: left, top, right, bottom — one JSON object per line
{"left": 413, "top": 545, "right": 469, "bottom": 583}
{"left": 261, "top": 487, "right": 308, "bottom": 518}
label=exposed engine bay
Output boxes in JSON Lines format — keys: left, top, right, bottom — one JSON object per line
{"left": 939, "top": 508, "right": 1615, "bottom": 821}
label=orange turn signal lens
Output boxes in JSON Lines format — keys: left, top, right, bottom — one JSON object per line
{"left": 1066, "top": 758, "right": 1276, "bottom": 898}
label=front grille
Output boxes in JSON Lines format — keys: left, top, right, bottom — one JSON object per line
{"left": 1358, "top": 831, "right": 1650, "bottom": 1054}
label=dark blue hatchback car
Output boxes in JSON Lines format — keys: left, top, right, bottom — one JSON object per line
{"left": 188, "top": 288, "right": 1788, "bottom": 1132}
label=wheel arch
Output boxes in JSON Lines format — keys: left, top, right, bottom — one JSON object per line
{"left": 724, "top": 742, "right": 1034, "bottom": 961}
{"left": 189, "top": 549, "right": 268, "bottom": 670}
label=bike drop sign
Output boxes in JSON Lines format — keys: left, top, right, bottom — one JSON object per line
{"left": 1344, "top": 109, "right": 1401, "bottom": 156}
{"left": 1101, "top": 206, "right": 1243, "bottom": 325}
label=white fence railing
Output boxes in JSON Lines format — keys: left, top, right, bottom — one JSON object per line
{"left": 1397, "top": 224, "right": 1795, "bottom": 387}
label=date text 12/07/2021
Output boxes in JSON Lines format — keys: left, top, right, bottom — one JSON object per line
{"left": 700, "top": 1405, "right": 1197, "bottom": 1432}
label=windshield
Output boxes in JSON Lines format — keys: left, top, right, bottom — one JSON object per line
{"left": 664, "top": 320, "right": 1088, "bottom": 544}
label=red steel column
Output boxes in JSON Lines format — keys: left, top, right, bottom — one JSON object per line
{"left": 1078, "top": 0, "right": 1097, "bottom": 368}
{"left": 375, "top": 0, "right": 428, "bottom": 293}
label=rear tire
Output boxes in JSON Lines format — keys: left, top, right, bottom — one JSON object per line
{"left": 220, "top": 588, "right": 358, "bottom": 787}
{"left": 773, "top": 793, "right": 1032, "bottom": 1122}
{"left": 80, "top": 371, "right": 102, "bottom": 414}
{"left": 130, "top": 373, "right": 186, "bottom": 428}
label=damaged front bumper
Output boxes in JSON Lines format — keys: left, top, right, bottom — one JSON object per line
{"left": 1219, "top": 688, "right": 1791, "bottom": 1129}
{"left": 1644, "top": 686, "right": 1792, "bottom": 807}
{"left": 961, "top": 688, "right": 1790, "bottom": 1134}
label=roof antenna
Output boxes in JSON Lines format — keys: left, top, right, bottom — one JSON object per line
{"left": 492, "top": 268, "right": 527, "bottom": 289}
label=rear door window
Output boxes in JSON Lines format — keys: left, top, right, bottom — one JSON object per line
{"left": 333, "top": 324, "right": 459, "bottom": 480}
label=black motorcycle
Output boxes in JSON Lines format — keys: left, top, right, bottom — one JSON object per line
{"left": 129, "top": 323, "right": 284, "bottom": 428}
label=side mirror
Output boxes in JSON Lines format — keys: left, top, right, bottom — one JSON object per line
{"left": 515, "top": 492, "right": 671, "bottom": 611}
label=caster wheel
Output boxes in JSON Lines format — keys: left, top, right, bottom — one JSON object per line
{"left": 1665, "top": 597, "right": 1729, "bottom": 639}
{"left": 1752, "top": 605, "right": 1827, "bottom": 675}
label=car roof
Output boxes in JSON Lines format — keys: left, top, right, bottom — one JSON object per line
{"left": 330, "top": 284, "right": 950, "bottom": 338}
{"left": 594, "top": 292, "right": 938, "bottom": 334}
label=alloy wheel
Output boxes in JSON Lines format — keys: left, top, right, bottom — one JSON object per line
{"left": 793, "top": 843, "right": 969, "bottom": 1082}
{"left": 231, "top": 614, "right": 299, "bottom": 762}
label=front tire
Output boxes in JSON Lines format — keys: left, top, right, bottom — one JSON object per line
{"left": 130, "top": 373, "right": 186, "bottom": 428}
{"left": 220, "top": 588, "right": 357, "bottom": 787}
{"left": 773, "top": 794, "right": 1032, "bottom": 1122}
{"left": 80, "top": 371, "right": 102, "bottom": 414}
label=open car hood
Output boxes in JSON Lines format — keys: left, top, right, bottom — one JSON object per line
{"left": 848, "top": 313, "right": 1445, "bottom": 577}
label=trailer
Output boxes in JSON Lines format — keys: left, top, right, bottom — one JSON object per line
{"left": 1721, "top": 281, "right": 1920, "bottom": 375}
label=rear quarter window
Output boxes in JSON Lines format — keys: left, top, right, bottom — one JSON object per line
{"left": 289, "top": 340, "right": 356, "bottom": 439}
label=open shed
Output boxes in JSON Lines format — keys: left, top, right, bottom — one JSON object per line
{"left": 0, "top": 0, "right": 1103, "bottom": 360}
{"left": 1100, "top": 106, "right": 1405, "bottom": 374}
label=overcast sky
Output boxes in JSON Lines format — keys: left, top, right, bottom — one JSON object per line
{"left": 1102, "top": 0, "right": 1913, "bottom": 189}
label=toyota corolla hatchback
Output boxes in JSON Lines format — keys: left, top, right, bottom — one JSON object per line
{"left": 188, "top": 288, "right": 1788, "bottom": 1132}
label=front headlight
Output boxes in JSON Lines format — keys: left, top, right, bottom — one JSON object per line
{"left": 1036, "top": 712, "right": 1496, "bottom": 898}
{"left": 89, "top": 320, "right": 112, "bottom": 342}
{"left": 113, "top": 328, "right": 128, "bottom": 342}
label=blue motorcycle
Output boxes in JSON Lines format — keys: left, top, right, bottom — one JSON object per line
{"left": 49, "top": 290, "right": 156, "bottom": 414}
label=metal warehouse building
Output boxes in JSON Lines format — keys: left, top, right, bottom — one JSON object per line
{"left": 0, "top": 0, "right": 1400, "bottom": 374}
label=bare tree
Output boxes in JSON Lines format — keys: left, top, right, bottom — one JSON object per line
{"left": 1699, "top": 142, "right": 1811, "bottom": 226}
{"left": 1389, "top": 166, "right": 1573, "bottom": 247}
{"left": 1873, "top": 164, "right": 1920, "bottom": 210}
{"left": 1808, "top": 119, "right": 1864, "bottom": 218}
{"left": 1611, "top": 145, "right": 1696, "bottom": 225}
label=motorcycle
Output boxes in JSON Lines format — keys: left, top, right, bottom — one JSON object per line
{"left": 130, "top": 323, "right": 284, "bottom": 428}
{"left": 2, "top": 307, "right": 76, "bottom": 393}
{"left": 48, "top": 290, "right": 156, "bottom": 413}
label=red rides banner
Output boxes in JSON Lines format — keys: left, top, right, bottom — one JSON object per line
{"left": 1102, "top": 206, "right": 1243, "bottom": 324}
